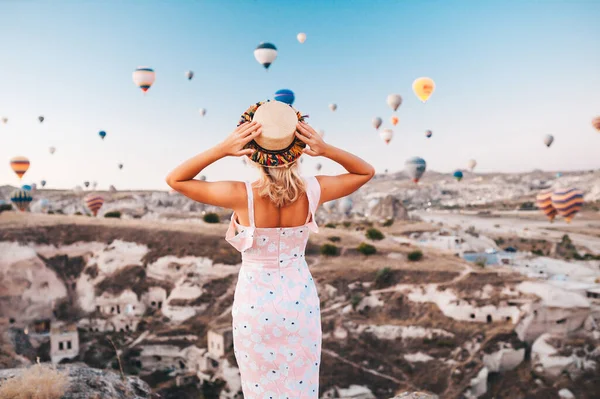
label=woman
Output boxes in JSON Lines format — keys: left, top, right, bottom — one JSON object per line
{"left": 166, "top": 101, "right": 374, "bottom": 398}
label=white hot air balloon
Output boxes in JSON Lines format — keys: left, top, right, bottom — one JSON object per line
{"left": 387, "top": 94, "right": 402, "bottom": 111}
{"left": 543, "top": 134, "right": 554, "bottom": 147}
{"left": 405, "top": 156, "right": 427, "bottom": 183}
{"left": 185, "top": 70, "right": 194, "bottom": 80}
{"left": 254, "top": 42, "right": 278, "bottom": 70}
{"left": 49, "top": 146, "right": 56, "bottom": 155}
{"left": 372, "top": 117, "right": 382, "bottom": 130}
{"left": 468, "top": 159, "right": 477, "bottom": 171}
{"left": 380, "top": 129, "right": 393, "bottom": 144}
{"left": 329, "top": 103, "right": 337, "bottom": 112}
{"left": 132, "top": 66, "right": 156, "bottom": 93}
{"left": 199, "top": 108, "right": 207, "bottom": 117}
{"left": 297, "top": 32, "right": 306, "bottom": 44}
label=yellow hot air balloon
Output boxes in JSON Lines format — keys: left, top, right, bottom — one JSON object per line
{"left": 391, "top": 116, "right": 399, "bottom": 126}
{"left": 413, "top": 77, "right": 435, "bottom": 103}
{"left": 10, "top": 156, "right": 30, "bottom": 180}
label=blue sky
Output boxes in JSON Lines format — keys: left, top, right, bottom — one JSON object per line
{"left": 1, "top": 0, "right": 599, "bottom": 190}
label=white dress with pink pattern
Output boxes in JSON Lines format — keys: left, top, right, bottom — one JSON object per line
{"left": 225, "top": 176, "right": 322, "bottom": 399}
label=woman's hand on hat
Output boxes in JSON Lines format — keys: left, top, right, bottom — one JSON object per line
{"left": 219, "top": 121, "right": 262, "bottom": 157}
{"left": 295, "top": 122, "right": 328, "bottom": 157}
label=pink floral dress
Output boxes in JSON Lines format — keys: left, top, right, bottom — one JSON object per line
{"left": 226, "top": 176, "right": 322, "bottom": 399}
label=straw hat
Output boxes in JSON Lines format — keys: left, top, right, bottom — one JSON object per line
{"left": 237, "top": 100, "right": 307, "bottom": 168}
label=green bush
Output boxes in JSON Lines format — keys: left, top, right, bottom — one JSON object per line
{"left": 365, "top": 228, "right": 385, "bottom": 241}
{"left": 494, "top": 237, "right": 505, "bottom": 245}
{"left": 104, "top": 211, "right": 121, "bottom": 219}
{"left": 203, "top": 213, "right": 220, "bottom": 223}
{"left": 320, "top": 243, "right": 339, "bottom": 256}
{"left": 325, "top": 223, "right": 337, "bottom": 229}
{"left": 74, "top": 212, "right": 83, "bottom": 216}
{"left": 407, "top": 249, "right": 423, "bottom": 262}
{"left": 382, "top": 219, "right": 394, "bottom": 227}
{"left": 357, "top": 242, "right": 376, "bottom": 256}
{"left": 350, "top": 294, "right": 362, "bottom": 310}
{"left": 327, "top": 236, "right": 341, "bottom": 243}
{"left": 375, "top": 267, "right": 392, "bottom": 287}
{"left": 342, "top": 221, "right": 351, "bottom": 228}
{"left": 475, "top": 257, "right": 487, "bottom": 268}
{"left": 56, "top": 209, "right": 64, "bottom": 214}
{"left": 47, "top": 210, "right": 55, "bottom": 215}
{"left": 0, "top": 204, "right": 12, "bottom": 213}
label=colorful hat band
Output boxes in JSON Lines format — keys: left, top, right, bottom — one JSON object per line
{"left": 237, "top": 100, "right": 307, "bottom": 168}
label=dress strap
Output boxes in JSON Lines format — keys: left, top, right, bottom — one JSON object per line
{"left": 244, "top": 181, "right": 256, "bottom": 228}
{"left": 303, "top": 176, "right": 321, "bottom": 232}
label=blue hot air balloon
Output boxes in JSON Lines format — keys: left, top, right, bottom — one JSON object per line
{"left": 453, "top": 170, "right": 464, "bottom": 182}
{"left": 99, "top": 131, "right": 106, "bottom": 140}
{"left": 21, "top": 184, "right": 32, "bottom": 191}
{"left": 11, "top": 189, "right": 33, "bottom": 212}
{"left": 254, "top": 42, "right": 278, "bottom": 70}
{"left": 274, "top": 89, "right": 295, "bottom": 105}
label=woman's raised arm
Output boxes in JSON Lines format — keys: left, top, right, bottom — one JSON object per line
{"left": 165, "top": 121, "right": 262, "bottom": 208}
{"left": 295, "top": 122, "right": 374, "bottom": 204}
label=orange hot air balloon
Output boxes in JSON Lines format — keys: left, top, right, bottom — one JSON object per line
{"left": 391, "top": 116, "right": 399, "bottom": 126}
{"left": 413, "top": 77, "right": 435, "bottom": 103}
{"left": 536, "top": 191, "right": 557, "bottom": 222}
{"left": 592, "top": 116, "right": 600, "bottom": 132}
{"left": 10, "top": 156, "right": 30, "bottom": 180}
{"left": 84, "top": 194, "right": 104, "bottom": 216}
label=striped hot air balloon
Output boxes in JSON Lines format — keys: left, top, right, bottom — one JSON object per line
{"left": 132, "top": 67, "right": 155, "bottom": 93}
{"left": 10, "top": 189, "right": 33, "bottom": 212}
{"left": 10, "top": 156, "right": 30, "bottom": 180}
{"left": 551, "top": 188, "right": 584, "bottom": 223}
{"left": 536, "top": 191, "right": 557, "bottom": 222}
{"left": 84, "top": 194, "right": 104, "bottom": 216}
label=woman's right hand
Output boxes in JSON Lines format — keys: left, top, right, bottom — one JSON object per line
{"left": 295, "top": 122, "right": 329, "bottom": 156}
{"left": 218, "top": 121, "right": 262, "bottom": 157}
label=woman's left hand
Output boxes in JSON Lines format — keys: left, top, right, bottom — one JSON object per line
{"left": 295, "top": 122, "right": 329, "bottom": 156}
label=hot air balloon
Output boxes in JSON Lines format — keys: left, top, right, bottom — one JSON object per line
{"left": 387, "top": 94, "right": 402, "bottom": 111}
{"left": 297, "top": 32, "right": 306, "bottom": 44}
{"left": 468, "top": 159, "right": 477, "bottom": 171}
{"left": 380, "top": 129, "right": 393, "bottom": 144}
{"left": 413, "top": 77, "right": 435, "bottom": 103}
{"left": 323, "top": 200, "right": 337, "bottom": 213}
{"left": 592, "top": 116, "right": 600, "bottom": 132}
{"left": 118, "top": 163, "right": 123, "bottom": 170}
{"left": 453, "top": 170, "right": 464, "bottom": 182}
{"left": 391, "top": 116, "right": 399, "bottom": 126}
{"left": 99, "top": 131, "right": 106, "bottom": 140}
{"left": 10, "top": 156, "right": 30, "bottom": 180}
{"left": 536, "top": 191, "right": 557, "bottom": 222}
{"left": 85, "top": 194, "right": 105, "bottom": 216}
{"left": 254, "top": 42, "right": 278, "bottom": 70}
{"left": 372, "top": 117, "right": 382, "bottom": 130}
{"left": 339, "top": 197, "right": 353, "bottom": 216}
{"left": 185, "top": 70, "right": 194, "bottom": 80}
{"left": 274, "top": 89, "right": 295, "bottom": 105}
{"left": 41, "top": 180, "right": 46, "bottom": 187}
{"left": 84, "top": 181, "right": 90, "bottom": 188}
{"left": 132, "top": 67, "right": 156, "bottom": 93}
{"left": 39, "top": 199, "right": 50, "bottom": 213}
{"left": 49, "top": 146, "right": 56, "bottom": 154}
{"left": 318, "top": 129, "right": 325, "bottom": 138}
{"left": 30, "top": 183, "right": 37, "bottom": 193}
{"left": 74, "top": 186, "right": 83, "bottom": 195}
{"left": 10, "top": 189, "right": 32, "bottom": 212}
{"left": 316, "top": 163, "right": 322, "bottom": 171}
{"left": 21, "top": 185, "right": 32, "bottom": 191}
{"left": 92, "top": 181, "right": 98, "bottom": 190}
{"left": 199, "top": 108, "right": 207, "bottom": 117}
{"left": 405, "top": 157, "right": 427, "bottom": 183}
{"left": 200, "top": 175, "right": 207, "bottom": 181}
{"left": 1, "top": 117, "right": 7, "bottom": 124}
{"left": 329, "top": 104, "right": 337, "bottom": 112}
{"left": 425, "top": 130, "right": 432, "bottom": 138}
{"left": 543, "top": 134, "right": 554, "bottom": 147}
{"left": 551, "top": 188, "right": 583, "bottom": 223}
{"left": 38, "top": 116, "right": 44, "bottom": 123}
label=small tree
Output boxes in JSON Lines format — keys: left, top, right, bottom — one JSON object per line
{"left": 0, "top": 204, "right": 12, "bottom": 213}
{"left": 407, "top": 249, "right": 423, "bottom": 262}
{"left": 320, "top": 244, "right": 339, "bottom": 256}
{"left": 366, "top": 228, "right": 385, "bottom": 241}
{"left": 203, "top": 213, "right": 220, "bottom": 223}
{"left": 342, "top": 221, "right": 351, "bottom": 228}
{"left": 382, "top": 219, "right": 394, "bottom": 227}
{"left": 325, "top": 223, "right": 337, "bottom": 229}
{"left": 350, "top": 294, "right": 362, "bottom": 310}
{"left": 357, "top": 242, "right": 376, "bottom": 256}
{"left": 327, "top": 236, "right": 341, "bottom": 243}
{"left": 104, "top": 211, "right": 121, "bottom": 219}
{"left": 375, "top": 267, "right": 392, "bottom": 287}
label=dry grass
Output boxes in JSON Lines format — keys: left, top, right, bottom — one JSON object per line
{"left": 0, "top": 363, "right": 68, "bottom": 399}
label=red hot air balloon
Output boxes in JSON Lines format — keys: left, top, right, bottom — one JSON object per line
{"left": 84, "top": 194, "right": 105, "bottom": 216}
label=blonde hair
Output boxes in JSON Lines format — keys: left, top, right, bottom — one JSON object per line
{"left": 253, "top": 162, "right": 306, "bottom": 207}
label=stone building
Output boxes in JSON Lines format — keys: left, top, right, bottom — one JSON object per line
{"left": 50, "top": 322, "right": 79, "bottom": 364}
